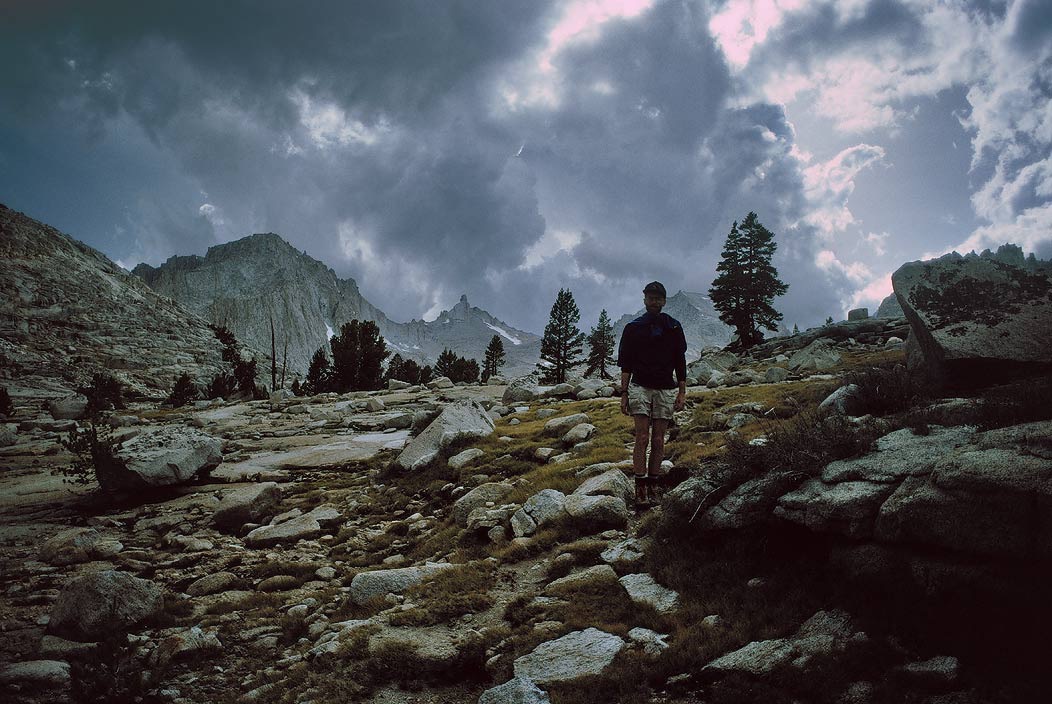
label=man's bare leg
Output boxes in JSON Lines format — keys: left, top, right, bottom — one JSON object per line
{"left": 632, "top": 414, "right": 651, "bottom": 504}
{"left": 646, "top": 418, "right": 669, "bottom": 501}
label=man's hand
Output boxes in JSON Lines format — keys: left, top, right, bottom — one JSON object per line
{"left": 620, "top": 393, "right": 629, "bottom": 416}
{"left": 674, "top": 390, "right": 686, "bottom": 412}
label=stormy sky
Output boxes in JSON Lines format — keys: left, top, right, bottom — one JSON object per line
{"left": 2, "top": 0, "right": 1050, "bottom": 334}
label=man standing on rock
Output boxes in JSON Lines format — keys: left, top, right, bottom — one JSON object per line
{"left": 618, "top": 281, "right": 687, "bottom": 508}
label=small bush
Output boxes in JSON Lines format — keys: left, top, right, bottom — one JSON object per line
{"left": 977, "top": 375, "right": 1052, "bottom": 430}
{"left": 845, "top": 364, "right": 932, "bottom": 417}
{"left": 0, "top": 386, "right": 12, "bottom": 417}
{"left": 68, "top": 635, "right": 145, "bottom": 704}
{"left": 78, "top": 372, "right": 125, "bottom": 414}
{"left": 725, "top": 410, "right": 880, "bottom": 478}
{"left": 388, "top": 561, "right": 497, "bottom": 626}
{"left": 167, "top": 372, "right": 198, "bottom": 408}
{"left": 60, "top": 422, "right": 121, "bottom": 487}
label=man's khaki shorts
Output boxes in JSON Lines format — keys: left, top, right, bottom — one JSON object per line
{"left": 627, "top": 383, "right": 677, "bottom": 420}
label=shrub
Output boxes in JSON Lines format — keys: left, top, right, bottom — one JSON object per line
{"left": 977, "top": 375, "right": 1052, "bottom": 430}
{"left": 0, "top": 386, "right": 12, "bottom": 417}
{"left": 69, "top": 634, "right": 145, "bottom": 704}
{"left": 725, "top": 409, "right": 880, "bottom": 478}
{"left": 60, "top": 422, "right": 121, "bottom": 486}
{"left": 167, "top": 372, "right": 198, "bottom": 408}
{"left": 387, "top": 561, "right": 497, "bottom": 626}
{"left": 78, "top": 372, "right": 124, "bottom": 414}
{"left": 845, "top": 364, "right": 932, "bottom": 417}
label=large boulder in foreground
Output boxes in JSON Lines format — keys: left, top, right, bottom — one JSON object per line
{"left": 49, "top": 570, "right": 163, "bottom": 641}
{"left": 891, "top": 245, "right": 1052, "bottom": 380}
{"left": 100, "top": 426, "right": 222, "bottom": 492}
{"left": 393, "top": 400, "right": 495, "bottom": 470}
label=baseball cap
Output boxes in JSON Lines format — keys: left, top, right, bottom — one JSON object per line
{"left": 643, "top": 281, "right": 667, "bottom": 297}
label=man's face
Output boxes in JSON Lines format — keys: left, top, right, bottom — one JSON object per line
{"left": 644, "top": 293, "right": 666, "bottom": 314}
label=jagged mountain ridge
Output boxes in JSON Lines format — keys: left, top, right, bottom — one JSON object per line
{"left": 612, "top": 290, "right": 733, "bottom": 360}
{"left": 133, "top": 235, "right": 542, "bottom": 379}
{"left": 0, "top": 204, "right": 247, "bottom": 398}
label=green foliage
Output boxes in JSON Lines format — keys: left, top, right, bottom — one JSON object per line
{"left": 167, "top": 372, "right": 198, "bottom": 408}
{"left": 825, "top": 315, "right": 834, "bottom": 325}
{"left": 845, "top": 364, "right": 932, "bottom": 417}
{"left": 78, "top": 372, "right": 125, "bottom": 414}
{"left": 60, "top": 422, "right": 120, "bottom": 487}
{"left": 387, "top": 561, "right": 497, "bottom": 626}
{"left": 302, "top": 346, "right": 331, "bottom": 394}
{"left": 435, "top": 348, "right": 480, "bottom": 383}
{"left": 483, "top": 334, "right": 506, "bottom": 381}
{"left": 386, "top": 353, "right": 431, "bottom": 386}
{"left": 69, "top": 635, "right": 146, "bottom": 704}
{"left": 0, "top": 386, "right": 12, "bottom": 417}
{"left": 538, "top": 288, "right": 586, "bottom": 384}
{"left": 290, "top": 378, "right": 302, "bottom": 396}
{"left": 329, "top": 319, "right": 389, "bottom": 392}
{"left": 709, "top": 212, "right": 788, "bottom": 349}
{"left": 211, "top": 325, "right": 261, "bottom": 399}
{"left": 584, "top": 309, "right": 616, "bottom": 379}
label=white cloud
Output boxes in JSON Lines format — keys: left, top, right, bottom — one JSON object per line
{"left": 519, "top": 228, "right": 583, "bottom": 269}
{"left": 801, "top": 143, "right": 886, "bottom": 236}
{"left": 863, "top": 231, "right": 889, "bottom": 257}
{"left": 815, "top": 249, "right": 871, "bottom": 284}
{"left": 291, "top": 89, "right": 391, "bottom": 148}
{"left": 847, "top": 271, "right": 893, "bottom": 313}
{"left": 709, "top": 0, "right": 804, "bottom": 70}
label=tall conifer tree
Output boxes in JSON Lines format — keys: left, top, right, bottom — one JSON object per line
{"left": 584, "top": 309, "right": 616, "bottom": 379}
{"left": 709, "top": 212, "right": 788, "bottom": 349}
{"left": 537, "top": 288, "right": 585, "bottom": 384}
{"left": 482, "top": 335, "right": 506, "bottom": 381}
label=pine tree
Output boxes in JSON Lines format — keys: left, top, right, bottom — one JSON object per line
{"left": 709, "top": 212, "right": 788, "bottom": 349}
{"left": 167, "top": 373, "right": 198, "bottom": 408}
{"left": 329, "top": 320, "right": 389, "bottom": 391}
{"left": 825, "top": 316, "right": 834, "bottom": 325}
{"left": 537, "top": 288, "right": 586, "bottom": 384}
{"left": 303, "top": 347, "right": 331, "bottom": 394}
{"left": 482, "top": 335, "right": 506, "bottom": 382}
{"left": 583, "top": 309, "right": 616, "bottom": 379}
{"left": 435, "top": 348, "right": 458, "bottom": 380}
{"left": 451, "top": 357, "right": 480, "bottom": 383}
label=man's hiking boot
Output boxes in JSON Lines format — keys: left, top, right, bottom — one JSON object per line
{"left": 645, "top": 474, "right": 659, "bottom": 503}
{"left": 634, "top": 475, "right": 650, "bottom": 510}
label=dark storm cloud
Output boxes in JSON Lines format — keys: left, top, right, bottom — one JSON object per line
{"left": 1, "top": 0, "right": 864, "bottom": 336}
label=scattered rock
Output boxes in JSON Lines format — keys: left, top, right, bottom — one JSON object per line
{"left": 478, "top": 676, "right": 551, "bottom": 704}
{"left": 449, "top": 447, "right": 485, "bottom": 469}
{"left": 561, "top": 423, "right": 596, "bottom": 445}
{"left": 503, "top": 376, "right": 540, "bottom": 403}
{"left": 348, "top": 563, "right": 455, "bottom": 605}
{"left": 105, "top": 425, "right": 223, "bottom": 491}
{"left": 394, "top": 400, "right": 495, "bottom": 470}
{"left": 0, "top": 660, "right": 71, "bottom": 690}
{"left": 186, "top": 571, "right": 241, "bottom": 597}
{"left": 788, "top": 339, "right": 843, "bottom": 372}
{"left": 213, "top": 482, "right": 282, "bottom": 531}
{"left": 49, "top": 570, "right": 164, "bottom": 641}
{"left": 513, "top": 628, "right": 625, "bottom": 685}
{"left": 618, "top": 573, "right": 679, "bottom": 613}
{"left": 543, "top": 413, "right": 590, "bottom": 437}
{"left": 48, "top": 394, "right": 88, "bottom": 420}
{"left": 454, "top": 482, "right": 515, "bottom": 527}
{"left": 547, "top": 565, "right": 619, "bottom": 593}
{"left": 574, "top": 469, "right": 634, "bottom": 505}
{"left": 819, "top": 384, "right": 863, "bottom": 415}
{"left": 39, "top": 527, "right": 123, "bottom": 566}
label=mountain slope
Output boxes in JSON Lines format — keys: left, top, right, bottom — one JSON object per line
{"left": 0, "top": 204, "right": 240, "bottom": 398}
{"left": 133, "top": 236, "right": 541, "bottom": 379}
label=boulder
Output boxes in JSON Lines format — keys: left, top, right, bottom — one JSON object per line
{"left": 547, "top": 565, "right": 620, "bottom": 593}
{"left": 449, "top": 447, "right": 485, "bottom": 469}
{"left": 821, "top": 426, "right": 974, "bottom": 484}
{"left": 574, "top": 469, "right": 635, "bottom": 505}
{"left": 39, "top": 527, "right": 123, "bottom": 566}
{"left": 847, "top": 307, "right": 869, "bottom": 321}
{"left": 563, "top": 494, "right": 629, "bottom": 531}
{"left": 543, "top": 413, "right": 590, "bottom": 436}
{"left": 213, "top": 482, "right": 282, "bottom": 531}
{"left": 104, "top": 426, "right": 222, "bottom": 491}
{"left": 764, "top": 366, "right": 790, "bottom": 383}
{"left": 49, "top": 570, "right": 164, "bottom": 641}
{"left": 818, "top": 384, "right": 863, "bottom": 415}
{"left": 891, "top": 245, "right": 1052, "bottom": 380}
{"left": 0, "top": 660, "right": 71, "bottom": 690}
{"left": 775, "top": 478, "right": 898, "bottom": 539}
{"left": 503, "top": 376, "right": 540, "bottom": 403}
{"left": 428, "top": 376, "right": 455, "bottom": 389}
{"left": 366, "top": 397, "right": 385, "bottom": 411}
{"left": 348, "top": 563, "right": 455, "bottom": 605}
{"left": 697, "top": 472, "right": 801, "bottom": 530}
{"left": 513, "top": 628, "right": 625, "bottom": 684}
{"left": 562, "top": 423, "right": 597, "bottom": 445}
{"left": 186, "top": 571, "right": 241, "bottom": 597}
{"left": 394, "top": 400, "right": 495, "bottom": 470}
{"left": 148, "top": 626, "right": 223, "bottom": 669}
{"left": 628, "top": 627, "right": 670, "bottom": 656}
{"left": 244, "top": 505, "right": 340, "bottom": 548}
{"left": 618, "top": 573, "right": 680, "bottom": 613}
{"left": 0, "top": 424, "right": 17, "bottom": 447}
{"left": 48, "top": 394, "right": 88, "bottom": 420}
{"left": 478, "top": 676, "right": 550, "bottom": 704}
{"left": 787, "top": 339, "right": 842, "bottom": 372}
{"left": 601, "top": 538, "right": 646, "bottom": 569}
{"left": 388, "top": 378, "right": 411, "bottom": 390}
{"left": 454, "top": 482, "right": 515, "bottom": 526}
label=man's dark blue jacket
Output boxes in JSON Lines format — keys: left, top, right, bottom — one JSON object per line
{"left": 617, "top": 312, "right": 687, "bottom": 389}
